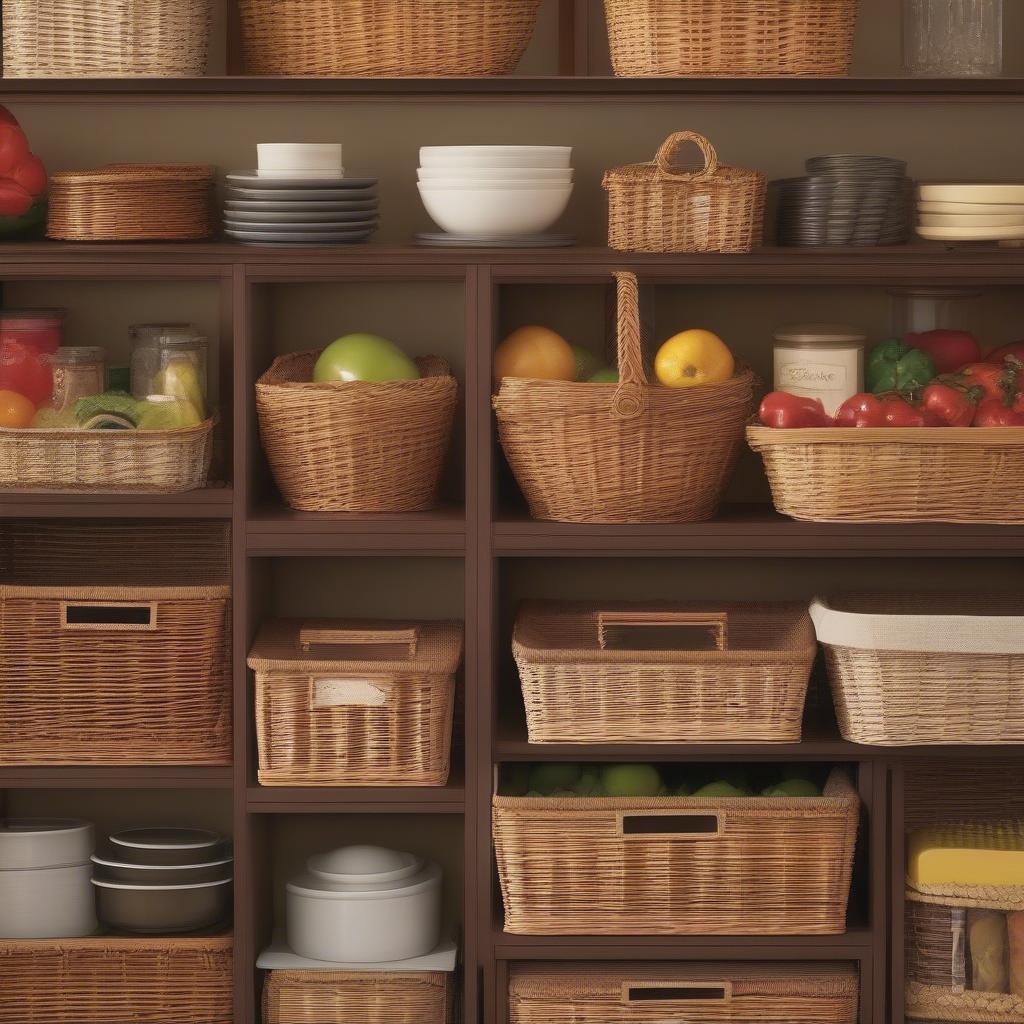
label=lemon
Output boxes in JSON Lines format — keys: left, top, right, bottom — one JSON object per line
{"left": 654, "top": 329, "right": 735, "bottom": 388}
{"left": 155, "top": 358, "right": 206, "bottom": 417}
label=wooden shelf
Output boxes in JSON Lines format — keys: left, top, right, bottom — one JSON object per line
{"left": 0, "top": 765, "right": 234, "bottom": 788}
{"left": 1, "top": 486, "right": 234, "bottom": 519}
{"left": 245, "top": 781, "right": 465, "bottom": 814}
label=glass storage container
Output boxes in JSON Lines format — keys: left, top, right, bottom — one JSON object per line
{"left": 889, "top": 287, "right": 981, "bottom": 336}
{"left": 129, "top": 324, "right": 208, "bottom": 417}
{"left": 903, "top": 0, "right": 1003, "bottom": 77}
{"left": 45, "top": 346, "right": 105, "bottom": 413}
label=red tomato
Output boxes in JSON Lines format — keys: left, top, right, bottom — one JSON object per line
{"left": 758, "top": 391, "right": 832, "bottom": 428}
{"left": 920, "top": 381, "right": 980, "bottom": 427}
{"left": 955, "top": 362, "right": 1018, "bottom": 402}
{"left": 880, "top": 395, "right": 931, "bottom": 427}
{"left": 11, "top": 154, "right": 45, "bottom": 197}
{"left": 906, "top": 329, "right": 981, "bottom": 374}
{"left": 0, "top": 179, "right": 33, "bottom": 217}
{"left": 0, "top": 124, "right": 29, "bottom": 177}
{"left": 835, "top": 392, "right": 886, "bottom": 427}
{"left": 975, "top": 396, "right": 1024, "bottom": 427}
{"left": 986, "top": 341, "right": 1024, "bottom": 365}
{"left": 0, "top": 339, "right": 53, "bottom": 405}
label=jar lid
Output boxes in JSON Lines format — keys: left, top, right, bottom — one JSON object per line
{"left": 46, "top": 346, "right": 106, "bottom": 365}
{"left": 0, "top": 818, "right": 94, "bottom": 871}
{"left": 110, "top": 827, "right": 223, "bottom": 851}
{"left": 307, "top": 844, "right": 422, "bottom": 885}
{"left": 774, "top": 323, "right": 867, "bottom": 346}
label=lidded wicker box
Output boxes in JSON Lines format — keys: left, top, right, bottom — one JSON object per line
{"left": 248, "top": 619, "right": 463, "bottom": 787}
{"left": 513, "top": 601, "right": 816, "bottom": 743}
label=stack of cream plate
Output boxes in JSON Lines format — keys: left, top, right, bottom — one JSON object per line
{"left": 917, "top": 183, "right": 1024, "bottom": 242}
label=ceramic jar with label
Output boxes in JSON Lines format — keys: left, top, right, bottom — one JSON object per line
{"left": 773, "top": 324, "right": 866, "bottom": 415}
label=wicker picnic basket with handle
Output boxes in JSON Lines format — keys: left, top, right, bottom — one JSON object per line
{"left": 493, "top": 767, "right": 859, "bottom": 935}
{"left": 493, "top": 271, "right": 756, "bottom": 523}
{"left": 603, "top": 0, "right": 858, "bottom": 78}
{"left": 604, "top": 132, "right": 767, "bottom": 253}
{"left": 238, "top": 0, "right": 541, "bottom": 76}
{"left": 513, "top": 600, "right": 816, "bottom": 744}
{"left": 256, "top": 350, "right": 457, "bottom": 512}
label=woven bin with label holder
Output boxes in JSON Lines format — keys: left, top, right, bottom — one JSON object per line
{"left": 513, "top": 600, "right": 816, "bottom": 744}
{"left": 604, "top": 132, "right": 766, "bottom": 253}
{"left": 493, "top": 767, "right": 859, "bottom": 935}
{"left": 493, "top": 271, "right": 756, "bottom": 523}
{"left": 248, "top": 619, "right": 463, "bottom": 787}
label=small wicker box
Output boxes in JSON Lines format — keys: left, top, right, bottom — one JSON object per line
{"left": 263, "top": 969, "right": 456, "bottom": 1024}
{"left": 513, "top": 601, "right": 816, "bottom": 744}
{"left": 248, "top": 619, "right": 463, "bottom": 787}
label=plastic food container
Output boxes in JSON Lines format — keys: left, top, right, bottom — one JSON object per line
{"left": 91, "top": 853, "right": 234, "bottom": 885}
{"left": 286, "top": 845, "right": 442, "bottom": 962}
{"left": 109, "top": 827, "right": 228, "bottom": 866}
{"left": 92, "top": 876, "right": 232, "bottom": 933}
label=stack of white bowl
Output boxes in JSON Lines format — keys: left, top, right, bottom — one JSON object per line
{"left": 416, "top": 146, "right": 573, "bottom": 244}
{"left": 917, "top": 182, "right": 1024, "bottom": 243}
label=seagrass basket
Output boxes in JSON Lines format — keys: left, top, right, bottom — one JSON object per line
{"left": 0, "top": 935, "right": 232, "bottom": 1024}
{"left": 248, "top": 619, "right": 463, "bottom": 787}
{"left": 811, "top": 595, "right": 1024, "bottom": 746}
{"left": 263, "top": 969, "right": 456, "bottom": 1024}
{"left": 238, "top": 0, "right": 540, "bottom": 76}
{"left": 492, "top": 768, "right": 859, "bottom": 935}
{"left": 256, "top": 351, "right": 457, "bottom": 513}
{"left": 47, "top": 165, "right": 215, "bottom": 241}
{"left": 603, "top": 0, "right": 858, "bottom": 78}
{"left": 513, "top": 600, "right": 816, "bottom": 744}
{"left": 493, "top": 271, "right": 756, "bottom": 523}
{"left": 747, "top": 425, "right": 1024, "bottom": 524}
{"left": 604, "top": 132, "right": 766, "bottom": 253}
{"left": 510, "top": 962, "right": 859, "bottom": 1024}
{"left": 2, "top": 0, "right": 212, "bottom": 78}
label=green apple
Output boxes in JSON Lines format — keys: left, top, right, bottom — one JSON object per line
{"left": 572, "top": 345, "right": 602, "bottom": 382}
{"left": 763, "top": 778, "right": 821, "bottom": 798}
{"left": 312, "top": 333, "right": 420, "bottom": 383}
{"left": 528, "top": 763, "right": 582, "bottom": 795}
{"left": 589, "top": 368, "right": 619, "bottom": 383}
{"left": 573, "top": 769, "right": 603, "bottom": 796}
{"left": 601, "top": 763, "right": 663, "bottom": 797}
{"left": 693, "top": 780, "right": 750, "bottom": 798}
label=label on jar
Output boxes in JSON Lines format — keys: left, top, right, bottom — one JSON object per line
{"left": 777, "top": 360, "right": 849, "bottom": 392}
{"left": 774, "top": 347, "right": 861, "bottom": 416}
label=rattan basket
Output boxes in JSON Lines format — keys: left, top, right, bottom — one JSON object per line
{"left": 256, "top": 351, "right": 457, "bottom": 513}
{"left": 493, "top": 271, "right": 756, "bottom": 523}
{"left": 493, "top": 768, "right": 859, "bottom": 935}
{"left": 2, "top": 0, "right": 212, "bottom": 78}
{"left": 747, "top": 425, "right": 1024, "bottom": 524}
{"left": 238, "top": 0, "right": 540, "bottom": 76}
{"left": 47, "top": 164, "right": 214, "bottom": 241}
{"left": 604, "top": 132, "right": 766, "bottom": 253}
{"left": 513, "top": 600, "right": 816, "bottom": 744}
{"left": 263, "top": 969, "right": 456, "bottom": 1024}
{"left": 510, "top": 961, "right": 859, "bottom": 1024}
{"left": 603, "top": 0, "right": 858, "bottom": 78}
{"left": 248, "top": 619, "right": 463, "bottom": 787}
{"left": 0, "top": 934, "right": 232, "bottom": 1023}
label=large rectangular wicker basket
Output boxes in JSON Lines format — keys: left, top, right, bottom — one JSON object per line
{"left": 493, "top": 768, "right": 859, "bottom": 935}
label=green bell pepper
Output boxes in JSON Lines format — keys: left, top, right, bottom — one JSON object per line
{"left": 866, "top": 339, "right": 936, "bottom": 394}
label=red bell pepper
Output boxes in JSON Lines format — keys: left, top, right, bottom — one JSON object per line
{"left": 906, "top": 329, "right": 981, "bottom": 374}
{"left": 758, "top": 391, "right": 832, "bottom": 428}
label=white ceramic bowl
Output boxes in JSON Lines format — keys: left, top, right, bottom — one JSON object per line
{"left": 418, "top": 166, "right": 573, "bottom": 182}
{"left": 258, "top": 143, "right": 343, "bottom": 174}
{"left": 419, "top": 145, "right": 572, "bottom": 169}
{"left": 418, "top": 183, "right": 573, "bottom": 237}
{"left": 417, "top": 179, "right": 573, "bottom": 191}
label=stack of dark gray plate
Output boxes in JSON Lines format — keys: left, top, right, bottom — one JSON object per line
{"left": 776, "top": 155, "right": 912, "bottom": 247}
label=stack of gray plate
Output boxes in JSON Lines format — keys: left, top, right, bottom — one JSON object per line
{"left": 776, "top": 155, "right": 912, "bottom": 247}
{"left": 223, "top": 171, "right": 379, "bottom": 247}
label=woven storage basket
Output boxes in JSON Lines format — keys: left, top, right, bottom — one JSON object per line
{"left": 2, "top": 0, "right": 212, "bottom": 78}
{"left": 0, "top": 934, "right": 232, "bottom": 1023}
{"left": 603, "top": 0, "right": 858, "bottom": 78}
{"left": 493, "top": 271, "right": 756, "bottom": 523}
{"left": 811, "top": 594, "right": 1024, "bottom": 746}
{"left": 238, "top": 0, "right": 540, "bottom": 76}
{"left": 263, "top": 969, "right": 456, "bottom": 1024}
{"left": 493, "top": 767, "right": 858, "bottom": 935}
{"left": 604, "top": 132, "right": 766, "bottom": 253}
{"left": 0, "top": 418, "right": 213, "bottom": 493}
{"left": 47, "top": 164, "right": 214, "bottom": 241}
{"left": 0, "top": 520, "right": 231, "bottom": 765}
{"left": 256, "top": 351, "right": 457, "bottom": 513}
{"left": 510, "top": 961, "right": 859, "bottom": 1024}
{"left": 747, "top": 425, "right": 1024, "bottom": 524}
{"left": 248, "top": 618, "right": 463, "bottom": 787}
{"left": 513, "top": 600, "right": 816, "bottom": 744}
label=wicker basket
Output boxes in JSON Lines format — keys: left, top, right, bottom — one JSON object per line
{"left": 811, "top": 594, "right": 1024, "bottom": 746}
{"left": 256, "top": 351, "right": 457, "bottom": 513}
{"left": 747, "top": 425, "right": 1024, "bottom": 524}
{"left": 238, "top": 0, "right": 540, "bottom": 76}
{"left": 493, "top": 768, "right": 858, "bottom": 935}
{"left": 510, "top": 961, "right": 859, "bottom": 1024}
{"left": 493, "top": 272, "right": 756, "bottom": 523}
{"left": 2, "top": 0, "right": 212, "bottom": 78}
{"left": 603, "top": 0, "right": 858, "bottom": 78}
{"left": 248, "top": 619, "right": 463, "bottom": 787}
{"left": 0, "top": 418, "right": 213, "bottom": 493}
{"left": 513, "top": 600, "right": 816, "bottom": 744}
{"left": 0, "top": 935, "right": 232, "bottom": 1023}
{"left": 263, "top": 969, "right": 456, "bottom": 1024}
{"left": 0, "top": 520, "right": 231, "bottom": 766}
{"left": 47, "top": 164, "right": 214, "bottom": 241}
{"left": 604, "top": 132, "right": 766, "bottom": 253}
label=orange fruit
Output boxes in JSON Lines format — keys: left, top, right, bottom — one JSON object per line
{"left": 0, "top": 389, "right": 35, "bottom": 428}
{"left": 654, "top": 329, "right": 735, "bottom": 388}
{"left": 494, "top": 325, "right": 576, "bottom": 384}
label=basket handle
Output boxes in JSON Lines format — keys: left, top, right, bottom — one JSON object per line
{"left": 299, "top": 626, "right": 418, "bottom": 658}
{"left": 610, "top": 270, "right": 648, "bottom": 421}
{"left": 618, "top": 811, "right": 723, "bottom": 841}
{"left": 621, "top": 981, "right": 733, "bottom": 1006}
{"left": 60, "top": 600, "right": 158, "bottom": 632}
{"left": 598, "top": 611, "right": 728, "bottom": 651}
{"left": 654, "top": 131, "right": 720, "bottom": 183}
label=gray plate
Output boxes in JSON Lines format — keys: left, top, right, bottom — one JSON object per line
{"left": 224, "top": 209, "right": 379, "bottom": 224}
{"left": 225, "top": 227, "right": 376, "bottom": 243}
{"left": 226, "top": 186, "right": 377, "bottom": 201}
{"left": 415, "top": 231, "right": 575, "bottom": 248}
{"left": 224, "top": 199, "right": 379, "bottom": 214}
{"left": 224, "top": 220, "right": 378, "bottom": 233}
{"left": 226, "top": 171, "right": 377, "bottom": 189}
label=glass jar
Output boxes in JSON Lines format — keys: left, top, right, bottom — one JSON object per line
{"left": 889, "top": 287, "right": 981, "bottom": 336}
{"left": 903, "top": 0, "right": 1003, "bottom": 77}
{"left": 773, "top": 324, "right": 867, "bottom": 415}
{"left": 45, "top": 347, "right": 106, "bottom": 413}
{"left": 129, "top": 324, "right": 208, "bottom": 417}
{"left": 0, "top": 308, "right": 66, "bottom": 406}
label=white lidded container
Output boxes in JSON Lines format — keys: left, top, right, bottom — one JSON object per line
{"left": 0, "top": 818, "right": 97, "bottom": 938}
{"left": 773, "top": 323, "right": 867, "bottom": 416}
{"left": 286, "top": 844, "right": 442, "bottom": 963}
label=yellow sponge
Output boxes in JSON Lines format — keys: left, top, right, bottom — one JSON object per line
{"left": 909, "top": 822, "right": 1024, "bottom": 888}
